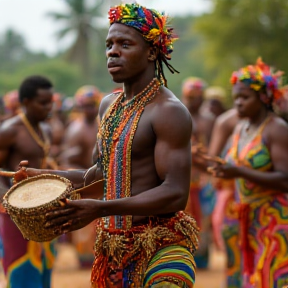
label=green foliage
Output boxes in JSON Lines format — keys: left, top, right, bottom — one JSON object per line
{"left": 194, "top": 0, "right": 288, "bottom": 89}
{"left": 47, "top": 0, "right": 107, "bottom": 76}
{"left": 0, "top": 59, "right": 83, "bottom": 96}
{"left": 5, "top": 0, "right": 288, "bottom": 104}
{"left": 0, "top": 14, "right": 205, "bottom": 98}
{"left": 164, "top": 15, "right": 206, "bottom": 98}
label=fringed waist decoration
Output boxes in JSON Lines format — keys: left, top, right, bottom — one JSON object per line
{"left": 91, "top": 211, "right": 199, "bottom": 288}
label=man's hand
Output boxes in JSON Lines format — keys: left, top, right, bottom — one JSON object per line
{"left": 44, "top": 199, "right": 100, "bottom": 234}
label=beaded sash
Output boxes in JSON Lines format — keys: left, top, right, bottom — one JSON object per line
{"left": 98, "top": 78, "right": 160, "bottom": 229}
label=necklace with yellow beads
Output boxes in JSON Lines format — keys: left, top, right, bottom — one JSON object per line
{"left": 98, "top": 78, "right": 160, "bottom": 229}
{"left": 19, "top": 112, "right": 50, "bottom": 169}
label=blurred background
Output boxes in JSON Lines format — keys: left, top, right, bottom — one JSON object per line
{"left": 1, "top": 1, "right": 288, "bottom": 287}
{"left": 1, "top": 0, "right": 287, "bottom": 103}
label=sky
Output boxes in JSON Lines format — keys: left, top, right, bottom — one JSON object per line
{"left": 0, "top": 0, "right": 212, "bottom": 56}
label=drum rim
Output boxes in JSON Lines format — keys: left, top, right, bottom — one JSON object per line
{"left": 3, "top": 174, "right": 73, "bottom": 214}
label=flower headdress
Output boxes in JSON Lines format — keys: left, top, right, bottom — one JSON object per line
{"left": 108, "top": 3, "right": 178, "bottom": 86}
{"left": 182, "top": 77, "right": 207, "bottom": 97}
{"left": 74, "top": 85, "right": 102, "bottom": 107}
{"left": 230, "top": 57, "right": 284, "bottom": 106}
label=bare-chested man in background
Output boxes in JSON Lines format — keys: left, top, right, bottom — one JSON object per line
{"left": 0, "top": 75, "right": 55, "bottom": 288}
{"left": 58, "top": 85, "right": 102, "bottom": 267}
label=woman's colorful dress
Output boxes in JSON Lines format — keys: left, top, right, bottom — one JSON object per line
{"left": 226, "top": 117, "right": 288, "bottom": 288}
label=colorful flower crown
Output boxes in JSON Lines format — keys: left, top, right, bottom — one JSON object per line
{"left": 182, "top": 77, "right": 207, "bottom": 97}
{"left": 230, "top": 58, "right": 284, "bottom": 103}
{"left": 108, "top": 3, "right": 177, "bottom": 61}
{"left": 74, "top": 85, "right": 102, "bottom": 107}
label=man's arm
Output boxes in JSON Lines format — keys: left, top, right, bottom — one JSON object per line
{"left": 26, "top": 167, "right": 87, "bottom": 185}
{"left": 45, "top": 97, "right": 192, "bottom": 231}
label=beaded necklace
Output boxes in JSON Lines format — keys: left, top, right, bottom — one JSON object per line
{"left": 98, "top": 78, "right": 160, "bottom": 229}
{"left": 19, "top": 112, "right": 50, "bottom": 169}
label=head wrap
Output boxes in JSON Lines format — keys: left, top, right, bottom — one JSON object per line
{"left": 182, "top": 77, "right": 207, "bottom": 98}
{"left": 230, "top": 57, "right": 284, "bottom": 106}
{"left": 204, "top": 86, "right": 227, "bottom": 103}
{"left": 3, "top": 90, "right": 20, "bottom": 114}
{"left": 108, "top": 3, "right": 178, "bottom": 86}
{"left": 74, "top": 85, "right": 102, "bottom": 107}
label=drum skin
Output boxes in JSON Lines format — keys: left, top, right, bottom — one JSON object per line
{"left": 3, "top": 174, "right": 76, "bottom": 242}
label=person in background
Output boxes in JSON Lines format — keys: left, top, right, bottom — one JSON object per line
{"left": 275, "top": 85, "right": 288, "bottom": 122}
{"left": 0, "top": 75, "right": 56, "bottom": 288}
{"left": 59, "top": 85, "right": 101, "bottom": 170}
{"left": 58, "top": 85, "right": 102, "bottom": 268}
{"left": 208, "top": 108, "right": 241, "bottom": 288}
{"left": 182, "top": 77, "right": 215, "bottom": 269}
{"left": 202, "top": 85, "right": 227, "bottom": 117}
{"left": 48, "top": 92, "right": 66, "bottom": 163}
{"left": 209, "top": 58, "right": 288, "bottom": 288}
{"left": 2, "top": 90, "right": 21, "bottom": 121}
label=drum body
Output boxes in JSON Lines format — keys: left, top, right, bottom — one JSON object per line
{"left": 3, "top": 174, "right": 77, "bottom": 242}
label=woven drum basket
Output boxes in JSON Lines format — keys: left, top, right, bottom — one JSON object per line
{"left": 3, "top": 174, "right": 77, "bottom": 242}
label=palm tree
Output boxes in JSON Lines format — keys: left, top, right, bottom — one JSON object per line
{"left": 47, "top": 0, "right": 106, "bottom": 77}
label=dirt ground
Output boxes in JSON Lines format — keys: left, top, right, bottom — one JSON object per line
{"left": 1, "top": 243, "right": 226, "bottom": 288}
{"left": 52, "top": 243, "right": 226, "bottom": 288}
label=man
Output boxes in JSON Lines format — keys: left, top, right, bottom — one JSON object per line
{"left": 202, "top": 86, "right": 227, "bottom": 117}
{"left": 27, "top": 3, "right": 198, "bottom": 288}
{"left": 48, "top": 92, "right": 66, "bottom": 162}
{"left": 0, "top": 75, "right": 55, "bottom": 288}
{"left": 181, "top": 77, "right": 215, "bottom": 269}
{"left": 58, "top": 85, "right": 101, "bottom": 267}
{"left": 59, "top": 85, "right": 101, "bottom": 170}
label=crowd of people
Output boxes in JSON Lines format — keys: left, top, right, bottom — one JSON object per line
{"left": 0, "top": 2, "right": 288, "bottom": 288}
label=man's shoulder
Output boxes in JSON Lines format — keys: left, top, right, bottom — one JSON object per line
{"left": 151, "top": 87, "right": 192, "bottom": 135}
{"left": 153, "top": 86, "right": 189, "bottom": 114}
{"left": 0, "top": 115, "right": 21, "bottom": 132}
{"left": 99, "top": 92, "right": 120, "bottom": 119}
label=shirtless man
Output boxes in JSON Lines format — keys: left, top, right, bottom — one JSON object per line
{"left": 59, "top": 85, "right": 101, "bottom": 170}
{"left": 58, "top": 85, "right": 101, "bottom": 267}
{"left": 0, "top": 75, "right": 55, "bottom": 288}
{"left": 48, "top": 92, "right": 65, "bottom": 163}
{"left": 26, "top": 3, "right": 198, "bottom": 287}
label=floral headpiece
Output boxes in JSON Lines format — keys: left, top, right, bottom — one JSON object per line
{"left": 108, "top": 3, "right": 177, "bottom": 61}
{"left": 182, "top": 77, "right": 207, "bottom": 97}
{"left": 74, "top": 85, "right": 102, "bottom": 107}
{"left": 230, "top": 58, "right": 284, "bottom": 105}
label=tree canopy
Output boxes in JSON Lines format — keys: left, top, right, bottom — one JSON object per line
{"left": 194, "top": 0, "right": 288, "bottom": 88}
{"left": 1, "top": 0, "right": 288, "bottom": 104}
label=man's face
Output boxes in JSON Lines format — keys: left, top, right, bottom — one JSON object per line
{"left": 26, "top": 88, "right": 53, "bottom": 121}
{"left": 106, "top": 23, "right": 151, "bottom": 83}
{"left": 81, "top": 102, "right": 99, "bottom": 121}
{"left": 232, "top": 82, "right": 263, "bottom": 118}
{"left": 183, "top": 88, "right": 203, "bottom": 112}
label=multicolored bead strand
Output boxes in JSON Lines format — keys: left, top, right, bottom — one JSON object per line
{"left": 98, "top": 78, "right": 161, "bottom": 229}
